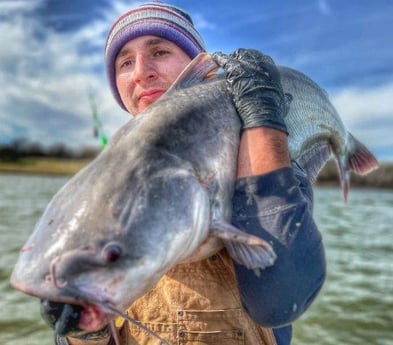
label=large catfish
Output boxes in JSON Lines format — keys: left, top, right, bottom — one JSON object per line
{"left": 10, "top": 53, "right": 378, "bottom": 334}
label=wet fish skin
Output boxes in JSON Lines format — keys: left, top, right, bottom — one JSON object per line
{"left": 10, "top": 53, "right": 378, "bottom": 331}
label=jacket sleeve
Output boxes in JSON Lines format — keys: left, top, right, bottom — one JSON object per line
{"left": 231, "top": 165, "right": 326, "bottom": 327}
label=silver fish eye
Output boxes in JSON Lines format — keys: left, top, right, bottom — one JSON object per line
{"left": 102, "top": 243, "right": 122, "bottom": 263}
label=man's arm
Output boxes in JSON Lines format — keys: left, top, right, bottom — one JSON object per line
{"left": 213, "top": 49, "right": 326, "bottom": 328}
{"left": 237, "top": 127, "right": 290, "bottom": 177}
{"left": 235, "top": 114, "right": 325, "bottom": 327}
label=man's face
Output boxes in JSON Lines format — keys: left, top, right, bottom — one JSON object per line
{"left": 115, "top": 35, "right": 192, "bottom": 115}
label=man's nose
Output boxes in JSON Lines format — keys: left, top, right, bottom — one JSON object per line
{"left": 132, "top": 54, "right": 158, "bottom": 83}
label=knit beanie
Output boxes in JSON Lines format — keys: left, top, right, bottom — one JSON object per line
{"left": 105, "top": 2, "right": 207, "bottom": 111}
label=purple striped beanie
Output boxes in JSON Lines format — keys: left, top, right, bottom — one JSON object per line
{"left": 105, "top": 2, "right": 206, "bottom": 111}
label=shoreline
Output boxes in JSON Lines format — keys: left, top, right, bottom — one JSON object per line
{"left": 0, "top": 157, "right": 91, "bottom": 176}
{"left": 1, "top": 157, "right": 392, "bottom": 189}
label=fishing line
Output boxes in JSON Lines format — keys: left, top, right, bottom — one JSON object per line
{"left": 102, "top": 302, "right": 171, "bottom": 345}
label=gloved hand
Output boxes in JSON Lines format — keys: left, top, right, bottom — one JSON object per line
{"left": 40, "top": 299, "right": 110, "bottom": 341}
{"left": 212, "top": 49, "right": 288, "bottom": 133}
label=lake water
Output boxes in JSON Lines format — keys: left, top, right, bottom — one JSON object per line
{"left": 1, "top": 173, "right": 392, "bottom": 345}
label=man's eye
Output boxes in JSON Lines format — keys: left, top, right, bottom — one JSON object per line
{"left": 153, "top": 50, "right": 170, "bottom": 57}
{"left": 121, "top": 59, "right": 134, "bottom": 68}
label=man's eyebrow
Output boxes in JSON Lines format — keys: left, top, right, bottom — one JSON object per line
{"left": 116, "top": 38, "right": 169, "bottom": 60}
{"left": 145, "top": 37, "right": 167, "bottom": 46}
{"left": 117, "top": 48, "right": 130, "bottom": 59}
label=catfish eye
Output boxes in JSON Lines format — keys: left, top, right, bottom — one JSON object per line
{"left": 103, "top": 243, "right": 122, "bottom": 263}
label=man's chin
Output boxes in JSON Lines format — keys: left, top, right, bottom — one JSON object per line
{"left": 138, "top": 93, "right": 165, "bottom": 111}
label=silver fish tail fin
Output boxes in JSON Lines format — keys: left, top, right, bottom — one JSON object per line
{"left": 347, "top": 133, "right": 379, "bottom": 175}
{"left": 210, "top": 220, "right": 276, "bottom": 271}
{"left": 337, "top": 133, "right": 379, "bottom": 202}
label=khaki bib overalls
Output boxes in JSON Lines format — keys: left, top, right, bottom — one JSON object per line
{"left": 116, "top": 249, "right": 277, "bottom": 345}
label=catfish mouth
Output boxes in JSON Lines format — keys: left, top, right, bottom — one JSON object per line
{"left": 71, "top": 301, "right": 109, "bottom": 332}
{"left": 16, "top": 275, "right": 171, "bottom": 343}
{"left": 41, "top": 297, "right": 173, "bottom": 345}
{"left": 41, "top": 282, "right": 117, "bottom": 332}
{"left": 11, "top": 273, "right": 116, "bottom": 333}
{"left": 40, "top": 299, "right": 109, "bottom": 334}
{"left": 66, "top": 288, "right": 115, "bottom": 331}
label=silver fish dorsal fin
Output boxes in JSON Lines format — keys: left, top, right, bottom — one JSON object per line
{"left": 167, "top": 53, "right": 219, "bottom": 93}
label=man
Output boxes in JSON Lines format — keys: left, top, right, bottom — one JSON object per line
{"left": 42, "top": 2, "right": 326, "bottom": 345}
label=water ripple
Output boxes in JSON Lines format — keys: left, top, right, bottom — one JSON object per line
{"left": 1, "top": 175, "right": 392, "bottom": 345}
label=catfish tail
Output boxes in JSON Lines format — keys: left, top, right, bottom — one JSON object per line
{"left": 337, "top": 133, "right": 379, "bottom": 202}
{"left": 347, "top": 133, "right": 379, "bottom": 175}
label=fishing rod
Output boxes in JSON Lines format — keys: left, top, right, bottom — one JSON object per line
{"left": 87, "top": 90, "right": 108, "bottom": 148}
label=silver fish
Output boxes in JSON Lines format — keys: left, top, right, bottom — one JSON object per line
{"left": 10, "top": 53, "right": 378, "bottom": 333}
{"left": 281, "top": 66, "right": 379, "bottom": 201}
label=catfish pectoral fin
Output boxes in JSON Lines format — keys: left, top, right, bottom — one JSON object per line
{"left": 210, "top": 220, "right": 277, "bottom": 270}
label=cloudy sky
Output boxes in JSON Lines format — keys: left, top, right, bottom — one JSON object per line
{"left": 1, "top": 0, "right": 392, "bottom": 161}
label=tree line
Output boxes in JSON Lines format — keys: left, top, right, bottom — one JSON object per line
{"left": 0, "top": 138, "right": 100, "bottom": 160}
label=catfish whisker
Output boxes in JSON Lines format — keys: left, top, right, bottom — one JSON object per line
{"left": 102, "top": 302, "right": 170, "bottom": 345}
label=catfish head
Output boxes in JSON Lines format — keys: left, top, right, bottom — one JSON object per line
{"left": 10, "top": 147, "right": 211, "bottom": 330}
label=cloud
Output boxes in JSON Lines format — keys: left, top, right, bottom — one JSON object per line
{"left": 192, "top": 13, "right": 217, "bottom": 31}
{"left": 0, "top": 0, "right": 392, "bottom": 163}
{"left": 0, "top": 0, "right": 129, "bottom": 148}
{"left": 0, "top": 0, "right": 220, "bottom": 149}
{"left": 317, "top": 0, "right": 332, "bottom": 15}
{"left": 0, "top": 0, "right": 41, "bottom": 14}
{"left": 331, "top": 83, "right": 393, "bottom": 159}
{"left": 332, "top": 84, "right": 393, "bottom": 126}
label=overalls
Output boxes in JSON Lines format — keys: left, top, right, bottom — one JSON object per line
{"left": 115, "top": 249, "right": 277, "bottom": 345}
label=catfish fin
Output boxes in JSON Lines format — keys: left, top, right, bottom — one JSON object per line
{"left": 167, "top": 53, "right": 219, "bottom": 93}
{"left": 210, "top": 220, "right": 276, "bottom": 271}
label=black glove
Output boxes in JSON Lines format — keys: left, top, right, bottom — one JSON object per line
{"left": 40, "top": 299, "right": 110, "bottom": 341}
{"left": 212, "top": 49, "right": 288, "bottom": 133}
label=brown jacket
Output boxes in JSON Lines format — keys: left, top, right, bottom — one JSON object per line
{"left": 115, "top": 249, "right": 276, "bottom": 345}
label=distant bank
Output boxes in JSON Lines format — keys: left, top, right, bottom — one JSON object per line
{"left": 316, "top": 160, "right": 393, "bottom": 189}
{"left": 0, "top": 157, "right": 392, "bottom": 189}
{"left": 0, "top": 157, "right": 91, "bottom": 176}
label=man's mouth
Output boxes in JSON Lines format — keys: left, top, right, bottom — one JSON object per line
{"left": 138, "top": 89, "right": 166, "bottom": 102}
